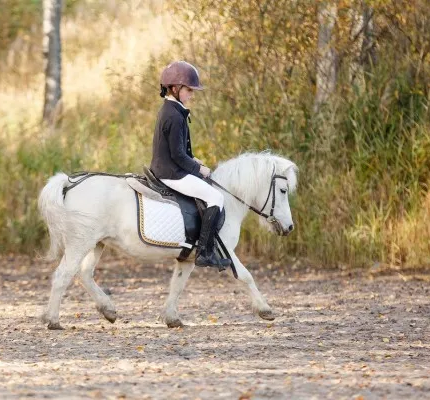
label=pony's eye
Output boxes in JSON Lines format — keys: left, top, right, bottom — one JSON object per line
{"left": 280, "top": 188, "right": 287, "bottom": 194}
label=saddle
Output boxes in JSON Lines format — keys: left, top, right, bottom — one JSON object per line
{"left": 129, "top": 167, "right": 225, "bottom": 260}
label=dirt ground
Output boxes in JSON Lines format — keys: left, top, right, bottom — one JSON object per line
{"left": 0, "top": 254, "right": 429, "bottom": 400}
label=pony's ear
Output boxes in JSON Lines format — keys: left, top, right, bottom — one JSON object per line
{"left": 284, "top": 164, "right": 298, "bottom": 193}
{"left": 285, "top": 164, "right": 298, "bottom": 173}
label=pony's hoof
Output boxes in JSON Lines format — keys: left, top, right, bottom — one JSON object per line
{"left": 48, "top": 322, "right": 65, "bottom": 330}
{"left": 259, "top": 310, "right": 276, "bottom": 321}
{"left": 105, "top": 311, "right": 117, "bottom": 324}
{"left": 166, "top": 319, "right": 184, "bottom": 328}
{"left": 97, "top": 306, "right": 117, "bottom": 323}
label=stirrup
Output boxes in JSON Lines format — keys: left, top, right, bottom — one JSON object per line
{"left": 195, "top": 253, "right": 231, "bottom": 270}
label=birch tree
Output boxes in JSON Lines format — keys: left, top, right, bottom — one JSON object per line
{"left": 314, "top": 2, "right": 338, "bottom": 113}
{"left": 361, "top": 4, "right": 376, "bottom": 75}
{"left": 349, "top": 4, "right": 365, "bottom": 88}
{"left": 43, "top": 0, "right": 62, "bottom": 124}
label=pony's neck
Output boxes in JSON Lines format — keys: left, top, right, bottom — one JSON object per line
{"left": 212, "top": 168, "right": 253, "bottom": 226}
{"left": 218, "top": 190, "right": 249, "bottom": 249}
{"left": 223, "top": 192, "right": 249, "bottom": 223}
{"left": 212, "top": 168, "right": 255, "bottom": 248}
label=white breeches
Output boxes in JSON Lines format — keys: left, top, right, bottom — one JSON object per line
{"left": 161, "top": 174, "right": 224, "bottom": 209}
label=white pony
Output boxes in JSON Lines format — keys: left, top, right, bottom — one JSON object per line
{"left": 38, "top": 152, "right": 298, "bottom": 329}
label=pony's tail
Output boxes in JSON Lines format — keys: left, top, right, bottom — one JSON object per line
{"left": 38, "top": 173, "right": 70, "bottom": 261}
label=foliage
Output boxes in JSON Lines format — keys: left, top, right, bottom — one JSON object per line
{"left": 1, "top": 0, "right": 430, "bottom": 269}
{"left": 166, "top": 0, "right": 430, "bottom": 267}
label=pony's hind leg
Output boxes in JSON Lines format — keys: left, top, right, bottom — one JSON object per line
{"left": 44, "top": 248, "right": 90, "bottom": 330}
{"left": 80, "top": 243, "right": 117, "bottom": 323}
{"left": 163, "top": 260, "right": 195, "bottom": 328}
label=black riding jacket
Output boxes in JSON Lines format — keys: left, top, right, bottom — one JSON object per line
{"left": 150, "top": 99, "right": 201, "bottom": 180}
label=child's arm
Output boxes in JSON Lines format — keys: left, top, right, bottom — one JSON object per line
{"left": 165, "top": 118, "right": 200, "bottom": 176}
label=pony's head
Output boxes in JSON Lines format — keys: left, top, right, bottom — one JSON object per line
{"left": 213, "top": 152, "right": 298, "bottom": 236}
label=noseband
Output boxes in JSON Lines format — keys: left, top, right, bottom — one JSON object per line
{"left": 208, "top": 166, "right": 289, "bottom": 234}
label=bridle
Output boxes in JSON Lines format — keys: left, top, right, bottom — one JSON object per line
{"left": 207, "top": 166, "right": 289, "bottom": 234}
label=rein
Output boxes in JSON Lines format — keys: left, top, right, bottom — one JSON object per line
{"left": 207, "top": 178, "right": 269, "bottom": 218}
{"left": 207, "top": 166, "right": 289, "bottom": 230}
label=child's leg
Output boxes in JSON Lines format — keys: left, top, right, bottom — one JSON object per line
{"left": 161, "top": 174, "right": 224, "bottom": 209}
{"left": 161, "top": 174, "right": 229, "bottom": 268}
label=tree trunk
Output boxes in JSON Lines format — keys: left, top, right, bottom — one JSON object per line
{"left": 314, "top": 2, "right": 338, "bottom": 113}
{"left": 349, "top": 3, "right": 365, "bottom": 89}
{"left": 43, "top": 0, "right": 62, "bottom": 125}
{"left": 361, "top": 5, "right": 376, "bottom": 77}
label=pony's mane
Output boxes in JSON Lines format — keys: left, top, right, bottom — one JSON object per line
{"left": 212, "top": 151, "right": 298, "bottom": 204}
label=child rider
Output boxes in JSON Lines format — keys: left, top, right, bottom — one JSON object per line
{"left": 150, "top": 61, "right": 230, "bottom": 269}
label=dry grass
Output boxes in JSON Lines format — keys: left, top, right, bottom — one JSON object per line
{"left": 387, "top": 191, "right": 430, "bottom": 267}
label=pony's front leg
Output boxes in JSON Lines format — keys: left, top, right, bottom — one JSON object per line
{"left": 163, "top": 260, "right": 194, "bottom": 328}
{"left": 227, "top": 250, "right": 275, "bottom": 321}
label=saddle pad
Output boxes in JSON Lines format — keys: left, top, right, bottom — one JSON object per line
{"left": 135, "top": 192, "right": 191, "bottom": 249}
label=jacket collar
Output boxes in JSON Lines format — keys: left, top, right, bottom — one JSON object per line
{"left": 165, "top": 95, "right": 187, "bottom": 108}
{"left": 164, "top": 98, "right": 190, "bottom": 119}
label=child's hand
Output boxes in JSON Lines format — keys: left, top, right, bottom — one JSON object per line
{"left": 199, "top": 165, "right": 211, "bottom": 178}
{"left": 193, "top": 157, "right": 204, "bottom": 165}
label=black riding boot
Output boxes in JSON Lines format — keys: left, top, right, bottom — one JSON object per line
{"left": 195, "top": 206, "right": 231, "bottom": 269}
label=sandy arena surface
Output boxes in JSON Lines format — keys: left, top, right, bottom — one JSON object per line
{"left": 0, "top": 254, "right": 429, "bottom": 399}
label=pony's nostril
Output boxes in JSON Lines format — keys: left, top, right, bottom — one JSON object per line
{"left": 288, "top": 224, "right": 294, "bottom": 232}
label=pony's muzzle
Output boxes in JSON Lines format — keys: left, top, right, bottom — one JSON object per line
{"left": 282, "top": 224, "right": 294, "bottom": 236}
{"left": 267, "top": 217, "right": 293, "bottom": 236}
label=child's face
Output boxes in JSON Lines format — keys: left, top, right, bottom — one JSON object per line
{"left": 178, "top": 86, "right": 194, "bottom": 105}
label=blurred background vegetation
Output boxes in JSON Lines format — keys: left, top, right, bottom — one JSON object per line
{"left": 1, "top": 0, "right": 429, "bottom": 269}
